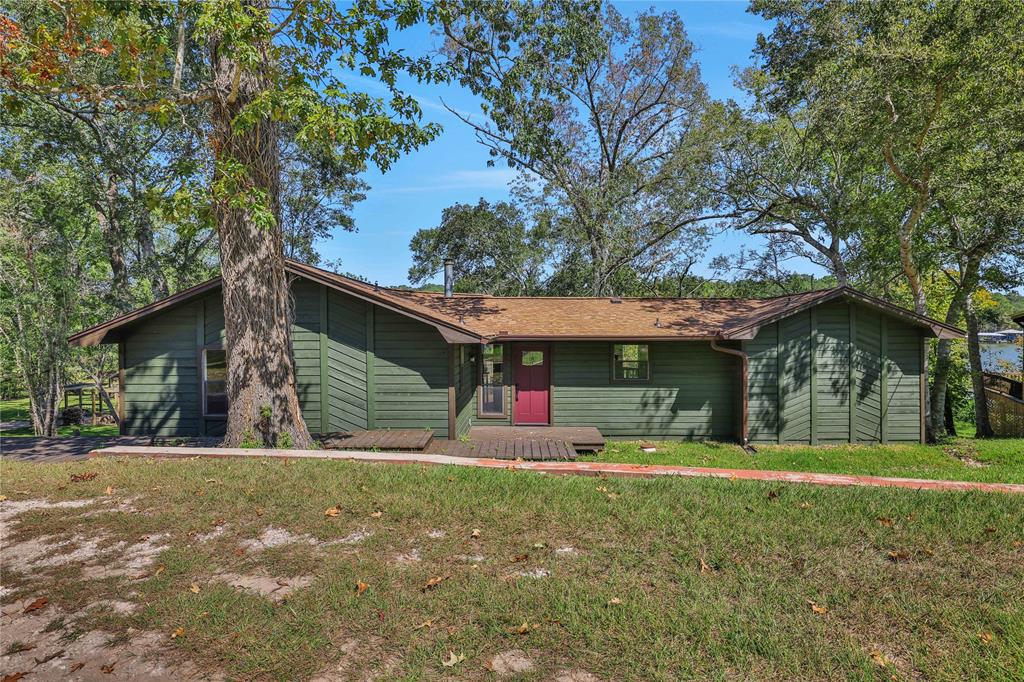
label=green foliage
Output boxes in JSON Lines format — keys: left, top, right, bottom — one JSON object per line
{"left": 408, "top": 199, "right": 547, "bottom": 295}
{"left": 443, "top": 2, "right": 727, "bottom": 296}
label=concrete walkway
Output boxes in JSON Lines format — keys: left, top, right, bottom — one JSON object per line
{"left": 2, "top": 436, "right": 151, "bottom": 462}
{"left": 89, "top": 445, "right": 1024, "bottom": 495}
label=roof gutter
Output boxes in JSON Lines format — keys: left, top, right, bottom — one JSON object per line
{"left": 710, "top": 337, "right": 752, "bottom": 452}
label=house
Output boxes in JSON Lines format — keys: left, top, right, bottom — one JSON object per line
{"left": 69, "top": 259, "right": 962, "bottom": 446}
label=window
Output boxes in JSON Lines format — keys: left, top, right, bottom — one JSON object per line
{"left": 479, "top": 343, "right": 505, "bottom": 416}
{"left": 612, "top": 344, "right": 650, "bottom": 381}
{"left": 203, "top": 349, "right": 228, "bottom": 416}
{"left": 521, "top": 350, "right": 544, "bottom": 366}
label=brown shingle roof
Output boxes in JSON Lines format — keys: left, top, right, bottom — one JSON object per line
{"left": 69, "top": 260, "right": 963, "bottom": 347}
{"left": 386, "top": 288, "right": 837, "bottom": 340}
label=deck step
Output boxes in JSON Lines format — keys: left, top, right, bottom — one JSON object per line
{"left": 319, "top": 429, "right": 434, "bottom": 452}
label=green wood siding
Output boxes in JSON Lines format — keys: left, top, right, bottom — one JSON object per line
{"left": 373, "top": 308, "right": 450, "bottom": 438}
{"left": 749, "top": 302, "right": 923, "bottom": 445}
{"left": 886, "top": 318, "right": 923, "bottom": 442}
{"left": 779, "top": 312, "right": 813, "bottom": 443}
{"left": 291, "top": 279, "right": 322, "bottom": 434}
{"left": 551, "top": 342, "right": 736, "bottom": 440}
{"left": 122, "top": 301, "right": 200, "bottom": 436}
{"left": 814, "top": 302, "right": 851, "bottom": 443}
{"left": 745, "top": 324, "right": 779, "bottom": 442}
{"left": 454, "top": 345, "right": 477, "bottom": 437}
{"left": 326, "top": 289, "right": 368, "bottom": 432}
{"left": 854, "top": 307, "right": 883, "bottom": 442}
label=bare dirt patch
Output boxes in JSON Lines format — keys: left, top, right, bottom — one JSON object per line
{"left": 392, "top": 548, "right": 421, "bottom": 565}
{"left": 309, "top": 636, "right": 401, "bottom": 682}
{"left": 553, "top": 670, "right": 600, "bottom": 682}
{"left": 212, "top": 573, "right": 314, "bottom": 602}
{"left": 0, "top": 596, "right": 217, "bottom": 681}
{"left": 0, "top": 498, "right": 167, "bottom": 582}
{"left": 489, "top": 649, "right": 535, "bottom": 675}
{"left": 943, "top": 444, "right": 989, "bottom": 468}
{"left": 239, "top": 526, "right": 318, "bottom": 551}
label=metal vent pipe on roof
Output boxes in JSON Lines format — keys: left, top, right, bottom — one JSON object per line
{"left": 443, "top": 259, "right": 454, "bottom": 298}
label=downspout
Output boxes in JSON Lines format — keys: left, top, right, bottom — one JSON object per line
{"left": 710, "top": 337, "right": 754, "bottom": 453}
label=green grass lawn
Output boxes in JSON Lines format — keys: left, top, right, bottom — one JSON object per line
{"left": 0, "top": 396, "right": 118, "bottom": 437}
{"left": 1, "top": 457, "right": 1021, "bottom": 680}
{"left": 591, "top": 437, "right": 1024, "bottom": 484}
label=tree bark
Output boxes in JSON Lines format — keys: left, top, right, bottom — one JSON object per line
{"left": 209, "top": 1, "right": 312, "bottom": 449}
{"left": 94, "top": 175, "right": 131, "bottom": 310}
{"left": 965, "top": 292, "right": 994, "bottom": 438}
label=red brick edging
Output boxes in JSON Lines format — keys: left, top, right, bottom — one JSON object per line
{"left": 88, "top": 446, "right": 1024, "bottom": 494}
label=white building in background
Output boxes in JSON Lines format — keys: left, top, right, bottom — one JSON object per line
{"left": 979, "top": 329, "right": 1024, "bottom": 343}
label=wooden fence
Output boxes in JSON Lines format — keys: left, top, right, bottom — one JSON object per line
{"left": 986, "top": 388, "right": 1024, "bottom": 438}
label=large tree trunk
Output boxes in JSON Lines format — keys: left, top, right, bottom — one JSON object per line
{"left": 965, "top": 293, "right": 994, "bottom": 438}
{"left": 95, "top": 176, "right": 131, "bottom": 311}
{"left": 209, "top": 2, "right": 312, "bottom": 449}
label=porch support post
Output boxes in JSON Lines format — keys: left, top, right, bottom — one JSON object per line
{"left": 447, "top": 345, "right": 457, "bottom": 440}
{"left": 881, "top": 318, "right": 889, "bottom": 444}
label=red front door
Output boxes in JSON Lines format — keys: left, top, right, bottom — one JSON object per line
{"left": 513, "top": 344, "right": 550, "bottom": 425}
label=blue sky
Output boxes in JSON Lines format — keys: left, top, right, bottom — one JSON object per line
{"left": 319, "top": 1, "right": 780, "bottom": 287}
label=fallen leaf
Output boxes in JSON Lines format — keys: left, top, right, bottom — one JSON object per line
{"left": 441, "top": 651, "right": 465, "bottom": 667}
{"left": 877, "top": 517, "right": 894, "bottom": 527}
{"left": 355, "top": 581, "right": 369, "bottom": 594}
{"left": 324, "top": 506, "right": 341, "bottom": 518}
{"left": 984, "top": 526, "right": 996, "bottom": 534}
{"left": 2, "top": 673, "right": 28, "bottom": 682}
{"left": 189, "top": 583, "right": 200, "bottom": 594}
{"left": 100, "top": 662, "right": 116, "bottom": 674}
{"left": 511, "top": 553, "right": 529, "bottom": 563}
{"left": 728, "top": 473, "right": 738, "bottom": 481}
{"left": 233, "top": 547, "right": 246, "bottom": 557}
{"left": 470, "top": 528, "right": 481, "bottom": 538}
{"left": 509, "top": 621, "right": 531, "bottom": 634}
{"left": 422, "top": 576, "right": 447, "bottom": 591}
{"left": 154, "top": 564, "right": 165, "bottom": 576}
{"left": 799, "top": 502, "right": 813, "bottom": 510}
{"left": 531, "top": 542, "right": 547, "bottom": 549}
{"left": 369, "top": 510, "right": 383, "bottom": 518}
{"left": 920, "top": 547, "right": 935, "bottom": 557}
{"left": 104, "top": 485, "right": 114, "bottom": 495}
{"left": 869, "top": 650, "right": 889, "bottom": 667}
{"left": 171, "top": 627, "right": 185, "bottom": 639}
{"left": 69, "top": 663, "right": 85, "bottom": 673}
{"left": 607, "top": 597, "right": 622, "bottom": 606}
{"left": 767, "top": 490, "right": 780, "bottom": 500}
{"left": 23, "top": 597, "right": 48, "bottom": 613}
{"left": 699, "top": 557, "right": 711, "bottom": 573}
{"left": 414, "top": 619, "right": 434, "bottom": 630}
{"left": 596, "top": 486, "right": 609, "bottom": 493}
{"left": 70, "top": 472, "right": 98, "bottom": 482}
{"left": 887, "top": 550, "right": 910, "bottom": 563}
{"left": 807, "top": 600, "right": 828, "bottom": 615}
{"left": 978, "top": 631, "right": 994, "bottom": 644}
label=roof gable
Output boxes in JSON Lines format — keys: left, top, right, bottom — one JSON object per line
{"left": 68, "top": 261, "right": 963, "bottom": 346}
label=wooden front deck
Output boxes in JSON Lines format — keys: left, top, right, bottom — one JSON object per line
{"left": 318, "top": 429, "right": 435, "bottom": 451}
{"left": 467, "top": 425, "right": 605, "bottom": 453}
{"left": 426, "top": 437, "right": 577, "bottom": 461}
{"left": 317, "top": 425, "right": 604, "bottom": 461}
